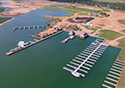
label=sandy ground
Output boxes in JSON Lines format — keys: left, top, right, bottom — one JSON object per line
{"left": 44, "top": 9, "right": 125, "bottom": 47}
{"left": 0, "top": 0, "right": 69, "bottom": 16}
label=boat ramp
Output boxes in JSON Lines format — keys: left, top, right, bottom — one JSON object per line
{"left": 63, "top": 39, "right": 109, "bottom": 77}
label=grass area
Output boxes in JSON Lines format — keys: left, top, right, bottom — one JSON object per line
{"left": 78, "top": 13, "right": 89, "bottom": 15}
{"left": 0, "top": 8, "right": 6, "bottom": 13}
{"left": 85, "top": 27, "right": 98, "bottom": 31}
{"left": 102, "top": 9, "right": 111, "bottom": 12}
{"left": 95, "top": 26, "right": 102, "bottom": 29}
{"left": 54, "top": 18, "right": 62, "bottom": 22}
{"left": 46, "top": 22, "right": 52, "bottom": 29}
{"left": 0, "top": 17, "right": 12, "bottom": 24}
{"left": 117, "top": 38, "right": 125, "bottom": 62}
{"left": 44, "top": 6, "right": 102, "bottom": 13}
{"left": 99, "top": 30, "right": 123, "bottom": 40}
{"left": 64, "top": 6, "right": 102, "bottom": 12}
{"left": 65, "top": 13, "right": 74, "bottom": 17}
{"left": 44, "top": 6, "right": 110, "bottom": 17}
{"left": 118, "top": 20, "right": 125, "bottom": 24}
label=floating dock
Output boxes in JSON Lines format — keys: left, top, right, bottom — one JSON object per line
{"left": 6, "top": 30, "right": 63, "bottom": 56}
{"left": 102, "top": 60, "right": 125, "bottom": 88}
{"left": 13, "top": 25, "right": 46, "bottom": 31}
{"left": 63, "top": 39, "right": 109, "bottom": 77}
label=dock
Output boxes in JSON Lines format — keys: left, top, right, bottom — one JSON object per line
{"left": 102, "top": 60, "right": 125, "bottom": 88}
{"left": 61, "top": 36, "right": 74, "bottom": 43}
{"left": 63, "top": 39, "right": 109, "bottom": 77}
{"left": 13, "top": 25, "right": 46, "bottom": 31}
{"left": 6, "top": 30, "right": 64, "bottom": 55}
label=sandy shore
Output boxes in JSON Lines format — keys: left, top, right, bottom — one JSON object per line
{"left": 0, "top": 0, "right": 70, "bottom": 16}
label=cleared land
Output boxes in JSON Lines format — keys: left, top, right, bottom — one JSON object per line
{"left": 99, "top": 30, "right": 123, "bottom": 40}
{"left": 0, "top": 17, "right": 12, "bottom": 24}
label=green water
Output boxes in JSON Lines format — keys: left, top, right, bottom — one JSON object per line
{"left": 0, "top": 7, "right": 121, "bottom": 88}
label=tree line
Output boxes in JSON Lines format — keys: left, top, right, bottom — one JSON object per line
{"left": 49, "top": 0, "right": 125, "bottom": 11}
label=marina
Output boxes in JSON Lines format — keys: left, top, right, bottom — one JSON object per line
{"left": 63, "top": 39, "right": 109, "bottom": 77}
{"left": 102, "top": 60, "right": 124, "bottom": 88}
{"left": 0, "top": 2, "right": 124, "bottom": 88}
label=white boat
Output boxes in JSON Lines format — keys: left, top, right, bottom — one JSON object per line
{"left": 70, "top": 36, "right": 75, "bottom": 39}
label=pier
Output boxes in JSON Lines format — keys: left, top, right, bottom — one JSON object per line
{"left": 106, "top": 77, "right": 118, "bottom": 82}
{"left": 104, "top": 80, "right": 116, "bottom": 86}
{"left": 13, "top": 25, "right": 46, "bottom": 31}
{"left": 61, "top": 36, "right": 74, "bottom": 43}
{"left": 63, "top": 39, "right": 109, "bottom": 77}
{"left": 6, "top": 30, "right": 64, "bottom": 55}
{"left": 108, "top": 74, "right": 119, "bottom": 79}
{"left": 102, "top": 84, "right": 112, "bottom": 88}
{"left": 102, "top": 60, "right": 125, "bottom": 88}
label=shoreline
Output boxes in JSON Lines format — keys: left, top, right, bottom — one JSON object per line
{"left": 0, "top": 17, "right": 14, "bottom": 26}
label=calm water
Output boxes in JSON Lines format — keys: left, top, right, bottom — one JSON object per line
{"left": 0, "top": 5, "right": 121, "bottom": 88}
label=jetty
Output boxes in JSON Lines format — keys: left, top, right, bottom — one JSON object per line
{"left": 6, "top": 30, "right": 63, "bottom": 56}
{"left": 102, "top": 60, "right": 124, "bottom": 88}
{"left": 13, "top": 25, "right": 46, "bottom": 31}
{"left": 61, "top": 36, "right": 74, "bottom": 43}
{"left": 63, "top": 39, "right": 109, "bottom": 77}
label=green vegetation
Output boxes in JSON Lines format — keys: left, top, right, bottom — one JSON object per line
{"left": 49, "top": 0, "right": 125, "bottom": 11}
{"left": 95, "top": 26, "right": 102, "bottom": 29}
{"left": 65, "top": 13, "right": 74, "bottom": 17}
{"left": 99, "top": 30, "right": 123, "bottom": 40}
{"left": 118, "top": 38, "right": 125, "bottom": 62}
{"left": 85, "top": 27, "right": 98, "bottom": 32}
{"left": 54, "top": 18, "right": 62, "bottom": 22}
{"left": 44, "top": 6, "right": 102, "bottom": 13}
{"left": 44, "top": 6, "right": 109, "bottom": 17}
{"left": 118, "top": 20, "right": 125, "bottom": 24}
{"left": 64, "top": 6, "right": 102, "bottom": 12}
{"left": 93, "top": 0, "right": 125, "bottom": 3}
{"left": 13, "top": 0, "right": 25, "bottom": 3}
{"left": 0, "top": 8, "right": 6, "bottom": 13}
{"left": 0, "top": 17, "right": 12, "bottom": 24}
{"left": 102, "top": 9, "right": 111, "bottom": 12}
{"left": 78, "top": 13, "right": 89, "bottom": 15}
{"left": 46, "top": 18, "right": 62, "bottom": 29}
{"left": 46, "top": 22, "right": 52, "bottom": 29}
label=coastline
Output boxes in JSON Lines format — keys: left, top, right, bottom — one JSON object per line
{"left": 0, "top": 17, "right": 14, "bottom": 26}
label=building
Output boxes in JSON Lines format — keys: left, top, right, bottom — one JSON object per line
{"left": 75, "top": 30, "right": 89, "bottom": 39}
{"left": 69, "top": 31, "right": 75, "bottom": 36}
{"left": 84, "top": 23, "right": 92, "bottom": 27}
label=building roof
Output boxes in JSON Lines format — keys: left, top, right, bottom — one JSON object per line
{"left": 84, "top": 23, "right": 92, "bottom": 27}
